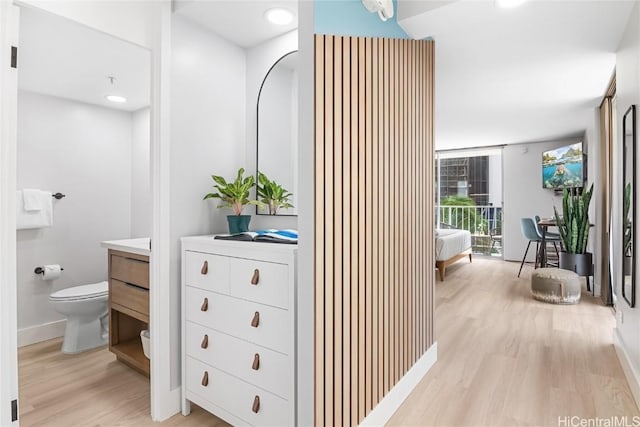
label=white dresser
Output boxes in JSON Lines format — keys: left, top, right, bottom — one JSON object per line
{"left": 181, "top": 236, "right": 297, "bottom": 426}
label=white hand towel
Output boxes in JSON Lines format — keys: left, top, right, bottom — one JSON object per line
{"left": 17, "top": 190, "right": 53, "bottom": 230}
{"left": 23, "top": 189, "right": 44, "bottom": 211}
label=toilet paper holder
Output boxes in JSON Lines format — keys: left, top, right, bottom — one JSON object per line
{"left": 34, "top": 266, "right": 64, "bottom": 275}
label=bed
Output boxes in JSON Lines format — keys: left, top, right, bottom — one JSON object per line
{"left": 435, "top": 229, "right": 472, "bottom": 281}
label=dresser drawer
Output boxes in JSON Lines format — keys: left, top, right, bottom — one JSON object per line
{"left": 110, "top": 279, "right": 148, "bottom": 316}
{"left": 186, "top": 322, "right": 290, "bottom": 399}
{"left": 186, "top": 356, "right": 290, "bottom": 427}
{"left": 229, "top": 258, "right": 289, "bottom": 309}
{"left": 111, "top": 254, "right": 149, "bottom": 289}
{"left": 185, "top": 251, "right": 230, "bottom": 294}
{"left": 185, "top": 287, "right": 290, "bottom": 354}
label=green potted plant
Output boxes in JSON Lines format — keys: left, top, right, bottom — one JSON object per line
{"left": 257, "top": 172, "right": 294, "bottom": 215}
{"left": 553, "top": 184, "right": 594, "bottom": 276}
{"left": 203, "top": 168, "right": 261, "bottom": 234}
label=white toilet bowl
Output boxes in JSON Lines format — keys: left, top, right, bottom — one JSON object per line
{"left": 49, "top": 281, "right": 109, "bottom": 354}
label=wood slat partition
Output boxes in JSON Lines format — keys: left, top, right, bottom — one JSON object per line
{"left": 314, "top": 35, "right": 435, "bottom": 426}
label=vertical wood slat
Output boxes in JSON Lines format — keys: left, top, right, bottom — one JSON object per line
{"left": 357, "top": 36, "right": 366, "bottom": 423}
{"left": 341, "top": 35, "right": 352, "bottom": 427}
{"left": 323, "top": 35, "right": 335, "bottom": 427}
{"left": 364, "top": 36, "right": 374, "bottom": 416}
{"left": 314, "top": 35, "right": 435, "bottom": 426}
{"left": 382, "top": 36, "right": 390, "bottom": 398}
{"left": 390, "top": 37, "right": 397, "bottom": 388}
{"left": 376, "top": 36, "right": 384, "bottom": 403}
{"left": 350, "top": 35, "right": 359, "bottom": 427}
{"left": 333, "top": 36, "right": 343, "bottom": 427}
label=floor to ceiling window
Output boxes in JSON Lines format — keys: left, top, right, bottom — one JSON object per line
{"left": 436, "top": 148, "right": 503, "bottom": 256}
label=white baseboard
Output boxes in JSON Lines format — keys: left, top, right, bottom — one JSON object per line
{"left": 613, "top": 328, "right": 640, "bottom": 409}
{"left": 18, "top": 319, "right": 66, "bottom": 347}
{"left": 359, "top": 342, "right": 438, "bottom": 427}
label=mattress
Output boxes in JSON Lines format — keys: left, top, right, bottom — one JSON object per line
{"left": 435, "top": 229, "right": 472, "bottom": 261}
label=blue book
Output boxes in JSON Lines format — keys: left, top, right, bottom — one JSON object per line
{"left": 214, "top": 229, "right": 298, "bottom": 244}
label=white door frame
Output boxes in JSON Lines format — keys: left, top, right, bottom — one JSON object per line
{"left": 0, "top": 2, "right": 20, "bottom": 425}
{"left": 0, "top": 1, "right": 180, "bottom": 423}
{"left": 149, "top": 0, "right": 181, "bottom": 420}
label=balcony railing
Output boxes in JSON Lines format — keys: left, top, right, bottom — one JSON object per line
{"left": 437, "top": 204, "right": 503, "bottom": 256}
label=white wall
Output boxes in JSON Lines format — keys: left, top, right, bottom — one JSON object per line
{"left": 131, "top": 107, "right": 151, "bottom": 237}
{"left": 16, "top": 91, "right": 132, "bottom": 344}
{"left": 614, "top": 0, "right": 640, "bottom": 408}
{"left": 503, "top": 138, "right": 585, "bottom": 262}
{"left": 246, "top": 30, "right": 298, "bottom": 230}
{"left": 169, "top": 14, "right": 247, "bottom": 387}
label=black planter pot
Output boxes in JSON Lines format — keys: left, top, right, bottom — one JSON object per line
{"left": 559, "top": 252, "right": 593, "bottom": 277}
{"left": 227, "top": 215, "right": 251, "bottom": 234}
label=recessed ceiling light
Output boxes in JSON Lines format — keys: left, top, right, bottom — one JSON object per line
{"left": 496, "top": 0, "right": 527, "bottom": 8}
{"left": 106, "top": 95, "right": 127, "bottom": 103}
{"left": 265, "top": 8, "right": 293, "bottom": 25}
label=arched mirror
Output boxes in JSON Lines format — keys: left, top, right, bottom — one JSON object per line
{"left": 256, "top": 51, "right": 298, "bottom": 216}
{"left": 623, "top": 105, "right": 636, "bottom": 308}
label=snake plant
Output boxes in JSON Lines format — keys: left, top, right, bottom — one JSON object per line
{"left": 553, "top": 184, "right": 593, "bottom": 254}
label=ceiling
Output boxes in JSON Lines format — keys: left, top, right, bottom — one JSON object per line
{"left": 174, "top": 0, "right": 298, "bottom": 48}
{"left": 18, "top": 6, "right": 150, "bottom": 112}
{"left": 397, "top": 0, "right": 633, "bottom": 150}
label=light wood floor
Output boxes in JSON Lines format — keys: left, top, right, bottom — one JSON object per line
{"left": 19, "top": 258, "right": 638, "bottom": 426}
{"left": 18, "top": 339, "right": 226, "bottom": 426}
{"left": 388, "top": 257, "right": 639, "bottom": 426}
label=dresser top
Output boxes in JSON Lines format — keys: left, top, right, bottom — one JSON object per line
{"left": 181, "top": 235, "right": 298, "bottom": 253}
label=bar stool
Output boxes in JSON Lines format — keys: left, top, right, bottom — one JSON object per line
{"left": 518, "top": 218, "right": 542, "bottom": 277}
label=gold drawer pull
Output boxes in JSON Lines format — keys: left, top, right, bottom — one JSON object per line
{"left": 251, "top": 311, "right": 260, "bottom": 328}
{"left": 252, "top": 353, "right": 260, "bottom": 370}
{"left": 252, "top": 395, "right": 260, "bottom": 413}
{"left": 201, "top": 260, "right": 208, "bottom": 275}
{"left": 251, "top": 269, "right": 260, "bottom": 285}
{"left": 201, "top": 297, "right": 208, "bottom": 312}
{"left": 201, "top": 334, "right": 208, "bottom": 349}
{"left": 201, "top": 371, "right": 209, "bottom": 387}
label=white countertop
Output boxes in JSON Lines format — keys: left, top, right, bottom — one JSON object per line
{"left": 101, "top": 237, "right": 151, "bottom": 256}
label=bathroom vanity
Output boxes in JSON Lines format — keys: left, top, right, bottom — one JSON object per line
{"left": 101, "top": 238, "right": 150, "bottom": 377}
{"left": 180, "top": 236, "right": 297, "bottom": 426}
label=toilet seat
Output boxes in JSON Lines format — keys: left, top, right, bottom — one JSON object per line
{"left": 49, "top": 281, "right": 108, "bottom": 302}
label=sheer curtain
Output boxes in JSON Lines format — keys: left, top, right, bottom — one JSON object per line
{"left": 599, "top": 75, "right": 616, "bottom": 305}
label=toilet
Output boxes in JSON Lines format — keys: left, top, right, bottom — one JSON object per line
{"left": 49, "top": 281, "right": 109, "bottom": 354}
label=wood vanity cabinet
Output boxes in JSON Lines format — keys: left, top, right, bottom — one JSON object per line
{"left": 108, "top": 249, "right": 150, "bottom": 377}
{"left": 180, "top": 236, "right": 297, "bottom": 426}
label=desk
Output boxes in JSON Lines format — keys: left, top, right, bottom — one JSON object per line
{"left": 537, "top": 218, "right": 557, "bottom": 268}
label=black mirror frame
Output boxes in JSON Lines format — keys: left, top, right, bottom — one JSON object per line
{"left": 256, "top": 50, "right": 299, "bottom": 217}
{"left": 622, "top": 104, "right": 636, "bottom": 308}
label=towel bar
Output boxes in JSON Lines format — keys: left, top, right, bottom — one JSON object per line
{"left": 52, "top": 193, "right": 65, "bottom": 200}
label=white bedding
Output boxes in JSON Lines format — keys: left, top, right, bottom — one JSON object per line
{"left": 435, "top": 229, "right": 472, "bottom": 261}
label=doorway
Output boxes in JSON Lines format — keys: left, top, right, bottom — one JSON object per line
{"left": 15, "top": 6, "right": 152, "bottom": 425}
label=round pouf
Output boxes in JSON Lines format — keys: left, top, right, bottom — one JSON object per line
{"left": 530, "top": 268, "right": 581, "bottom": 304}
